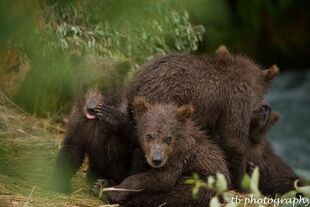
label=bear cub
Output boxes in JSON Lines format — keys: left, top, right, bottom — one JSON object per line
{"left": 247, "top": 105, "right": 300, "bottom": 196}
{"left": 52, "top": 55, "right": 133, "bottom": 193}
{"left": 104, "top": 97, "right": 231, "bottom": 207}
{"left": 126, "top": 46, "right": 279, "bottom": 189}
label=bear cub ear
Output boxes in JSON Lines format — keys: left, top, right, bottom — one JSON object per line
{"left": 216, "top": 45, "right": 232, "bottom": 59}
{"left": 132, "top": 96, "right": 150, "bottom": 116}
{"left": 269, "top": 112, "right": 280, "bottom": 126}
{"left": 176, "top": 104, "right": 194, "bottom": 122}
{"left": 263, "top": 64, "right": 279, "bottom": 84}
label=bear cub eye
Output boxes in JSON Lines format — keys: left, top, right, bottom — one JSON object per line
{"left": 145, "top": 134, "right": 154, "bottom": 142}
{"left": 165, "top": 136, "right": 173, "bottom": 145}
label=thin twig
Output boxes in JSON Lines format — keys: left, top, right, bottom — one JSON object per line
{"left": 101, "top": 187, "right": 143, "bottom": 192}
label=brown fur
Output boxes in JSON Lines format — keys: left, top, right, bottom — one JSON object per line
{"left": 247, "top": 108, "right": 299, "bottom": 196}
{"left": 124, "top": 176, "right": 215, "bottom": 207}
{"left": 52, "top": 56, "right": 133, "bottom": 193}
{"left": 106, "top": 97, "right": 230, "bottom": 206}
{"left": 126, "top": 46, "right": 278, "bottom": 189}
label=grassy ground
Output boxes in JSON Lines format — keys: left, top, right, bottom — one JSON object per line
{"left": 0, "top": 91, "right": 109, "bottom": 207}
{"left": 1, "top": 90, "right": 308, "bottom": 207}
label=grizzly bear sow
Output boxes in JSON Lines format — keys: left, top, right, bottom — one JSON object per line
{"left": 126, "top": 46, "right": 279, "bottom": 189}
{"left": 52, "top": 56, "right": 133, "bottom": 193}
{"left": 247, "top": 106, "right": 299, "bottom": 196}
{"left": 105, "top": 97, "right": 230, "bottom": 207}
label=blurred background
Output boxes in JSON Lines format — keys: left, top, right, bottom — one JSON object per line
{"left": 0, "top": 0, "right": 309, "bottom": 205}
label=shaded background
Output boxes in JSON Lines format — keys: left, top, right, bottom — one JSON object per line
{"left": 267, "top": 71, "right": 310, "bottom": 180}
{"left": 0, "top": 0, "right": 309, "bottom": 195}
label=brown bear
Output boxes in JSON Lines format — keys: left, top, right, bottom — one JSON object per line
{"left": 125, "top": 46, "right": 279, "bottom": 189}
{"left": 103, "top": 97, "right": 231, "bottom": 207}
{"left": 52, "top": 55, "right": 134, "bottom": 193}
{"left": 246, "top": 105, "right": 300, "bottom": 196}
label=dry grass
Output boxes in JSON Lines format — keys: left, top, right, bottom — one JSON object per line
{"left": 0, "top": 91, "right": 106, "bottom": 207}
{"left": 0, "top": 91, "right": 267, "bottom": 207}
{"left": 0, "top": 91, "right": 280, "bottom": 207}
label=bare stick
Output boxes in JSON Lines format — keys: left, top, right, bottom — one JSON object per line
{"left": 100, "top": 187, "right": 143, "bottom": 192}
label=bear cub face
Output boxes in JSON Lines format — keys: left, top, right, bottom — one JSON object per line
{"left": 81, "top": 87, "right": 105, "bottom": 120}
{"left": 132, "top": 97, "right": 193, "bottom": 168}
{"left": 249, "top": 104, "right": 280, "bottom": 144}
{"left": 75, "top": 55, "right": 129, "bottom": 120}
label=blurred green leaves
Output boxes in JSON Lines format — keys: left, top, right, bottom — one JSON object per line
{"left": 1, "top": 0, "right": 309, "bottom": 116}
{"left": 184, "top": 172, "right": 207, "bottom": 200}
{"left": 0, "top": 0, "right": 205, "bottom": 117}
{"left": 186, "top": 168, "right": 310, "bottom": 206}
{"left": 281, "top": 180, "right": 310, "bottom": 199}
{"left": 215, "top": 173, "right": 228, "bottom": 194}
{"left": 185, "top": 172, "right": 229, "bottom": 200}
{"left": 241, "top": 167, "right": 262, "bottom": 197}
{"left": 210, "top": 196, "right": 221, "bottom": 207}
{"left": 43, "top": 0, "right": 205, "bottom": 60}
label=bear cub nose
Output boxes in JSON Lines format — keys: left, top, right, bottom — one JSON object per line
{"left": 152, "top": 151, "right": 162, "bottom": 166}
{"left": 87, "top": 101, "right": 96, "bottom": 114}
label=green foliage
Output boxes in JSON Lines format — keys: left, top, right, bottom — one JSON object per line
{"left": 1, "top": 0, "right": 309, "bottom": 116}
{"left": 215, "top": 173, "right": 228, "bottom": 194}
{"left": 185, "top": 172, "right": 229, "bottom": 202}
{"left": 43, "top": 0, "right": 205, "bottom": 61}
{"left": 241, "top": 167, "right": 262, "bottom": 197}
{"left": 184, "top": 172, "right": 207, "bottom": 200}
{"left": 295, "top": 183, "right": 310, "bottom": 197}
{"left": 186, "top": 167, "right": 310, "bottom": 207}
{"left": 281, "top": 180, "right": 310, "bottom": 199}
{"left": 0, "top": 0, "right": 205, "bottom": 116}
{"left": 210, "top": 196, "right": 221, "bottom": 207}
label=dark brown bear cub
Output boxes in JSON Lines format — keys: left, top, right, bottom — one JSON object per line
{"left": 52, "top": 55, "right": 133, "bottom": 193}
{"left": 105, "top": 97, "right": 230, "bottom": 207}
{"left": 126, "top": 46, "right": 279, "bottom": 189}
{"left": 247, "top": 106, "right": 299, "bottom": 196}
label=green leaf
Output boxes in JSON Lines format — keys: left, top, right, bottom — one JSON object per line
{"left": 215, "top": 173, "right": 228, "bottom": 194}
{"left": 192, "top": 185, "right": 200, "bottom": 200}
{"left": 184, "top": 178, "right": 195, "bottom": 185}
{"left": 193, "top": 172, "right": 199, "bottom": 180}
{"left": 281, "top": 190, "right": 297, "bottom": 199}
{"left": 249, "top": 167, "right": 261, "bottom": 197}
{"left": 241, "top": 174, "right": 251, "bottom": 190}
{"left": 296, "top": 185, "right": 310, "bottom": 197}
{"left": 209, "top": 196, "right": 221, "bottom": 207}
{"left": 207, "top": 175, "right": 215, "bottom": 188}
{"left": 184, "top": 11, "right": 189, "bottom": 20}
{"left": 222, "top": 191, "right": 235, "bottom": 203}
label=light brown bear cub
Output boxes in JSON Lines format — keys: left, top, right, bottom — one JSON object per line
{"left": 105, "top": 97, "right": 231, "bottom": 207}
